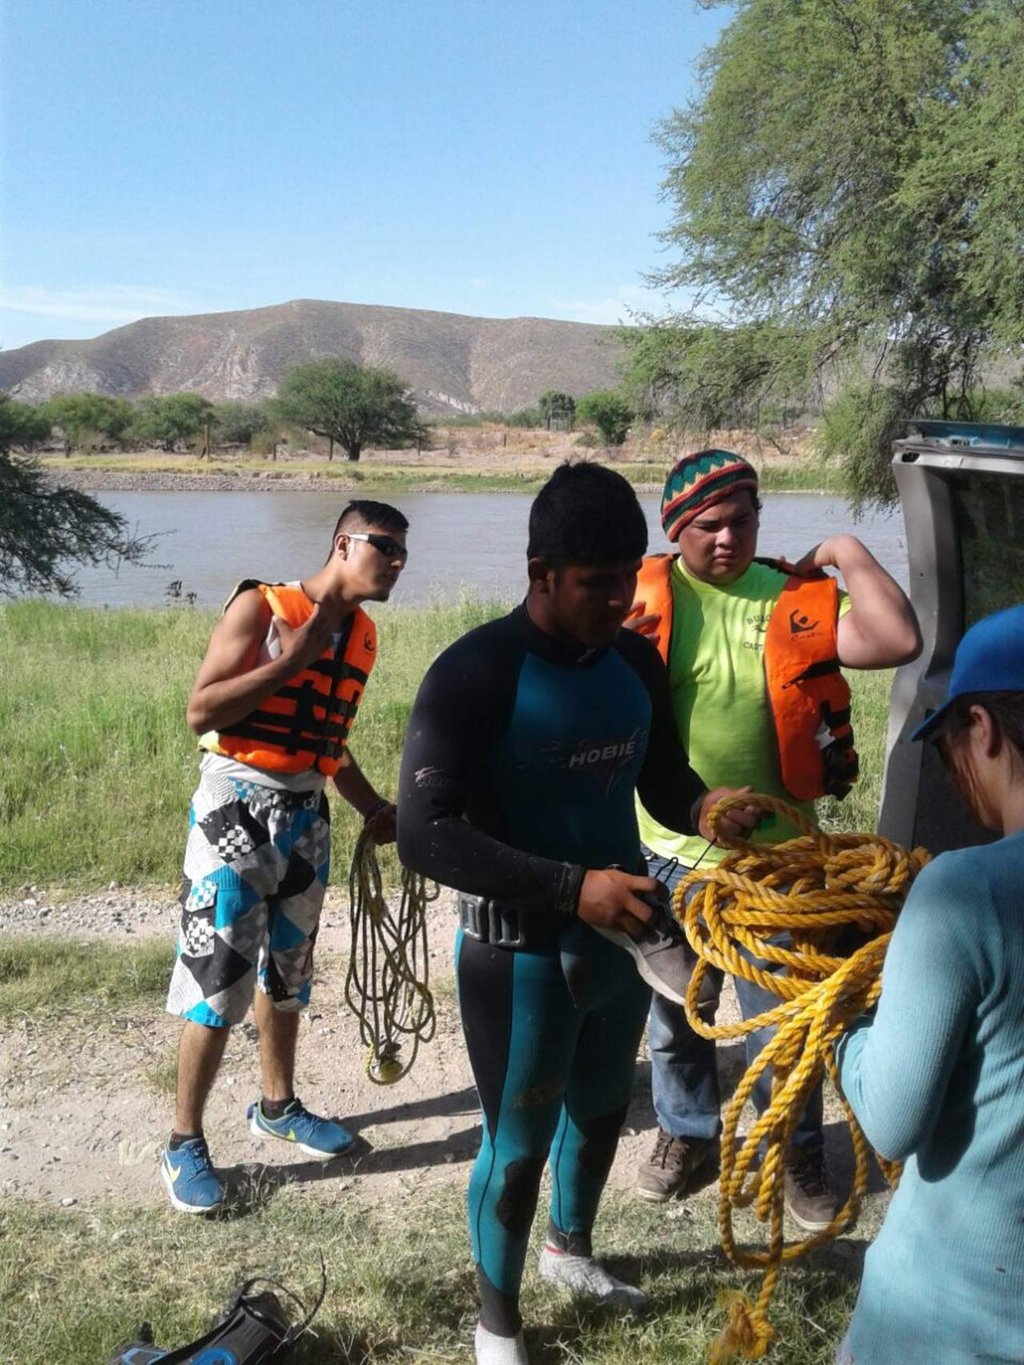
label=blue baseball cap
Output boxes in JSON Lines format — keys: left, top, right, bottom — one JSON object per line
{"left": 911, "top": 604, "right": 1024, "bottom": 742}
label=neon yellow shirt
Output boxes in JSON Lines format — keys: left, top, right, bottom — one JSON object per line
{"left": 637, "top": 557, "right": 849, "bottom": 869}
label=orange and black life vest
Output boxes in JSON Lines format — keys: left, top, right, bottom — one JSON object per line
{"left": 635, "top": 555, "right": 858, "bottom": 801}
{"left": 201, "top": 580, "right": 376, "bottom": 777}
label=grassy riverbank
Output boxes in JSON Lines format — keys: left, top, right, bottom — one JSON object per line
{"left": 0, "top": 599, "right": 892, "bottom": 892}
{"left": 40, "top": 445, "right": 847, "bottom": 496}
{"left": 0, "top": 598, "right": 499, "bottom": 889}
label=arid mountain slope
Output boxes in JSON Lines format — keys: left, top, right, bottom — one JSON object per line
{"left": 0, "top": 298, "right": 625, "bottom": 414}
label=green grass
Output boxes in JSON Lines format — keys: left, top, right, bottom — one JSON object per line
{"left": 0, "top": 1188, "right": 858, "bottom": 1364}
{"left": 0, "top": 601, "right": 891, "bottom": 892}
{"left": 0, "top": 597, "right": 504, "bottom": 890}
{"left": 818, "top": 668, "right": 894, "bottom": 837}
{"left": 0, "top": 938, "right": 172, "bottom": 1020}
{"left": 142, "top": 1054, "right": 179, "bottom": 1095}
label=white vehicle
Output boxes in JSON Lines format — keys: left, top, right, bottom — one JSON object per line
{"left": 880, "top": 419, "right": 1024, "bottom": 853}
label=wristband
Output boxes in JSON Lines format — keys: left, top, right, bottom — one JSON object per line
{"left": 363, "top": 798, "right": 391, "bottom": 823}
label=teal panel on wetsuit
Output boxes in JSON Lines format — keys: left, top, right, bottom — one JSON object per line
{"left": 490, "top": 648, "right": 651, "bottom": 873}
{"left": 458, "top": 926, "right": 650, "bottom": 1303}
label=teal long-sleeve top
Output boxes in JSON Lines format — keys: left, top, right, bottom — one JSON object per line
{"left": 835, "top": 833, "right": 1024, "bottom": 1364}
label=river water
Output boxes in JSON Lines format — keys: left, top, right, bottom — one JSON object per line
{"left": 60, "top": 488, "right": 909, "bottom": 608}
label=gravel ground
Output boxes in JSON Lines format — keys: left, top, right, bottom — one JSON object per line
{"left": 0, "top": 881, "right": 890, "bottom": 1242}
{"left": 47, "top": 468, "right": 662, "bottom": 496}
{"left": 0, "top": 884, "right": 177, "bottom": 938}
{"left": 50, "top": 469, "right": 378, "bottom": 494}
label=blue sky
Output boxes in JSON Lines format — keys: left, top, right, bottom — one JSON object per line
{"left": 0, "top": 1, "right": 728, "bottom": 351}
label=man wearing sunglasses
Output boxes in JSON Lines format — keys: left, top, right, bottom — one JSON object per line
{"left": 161, "top": 498, "right": 408, "bottom": 1214}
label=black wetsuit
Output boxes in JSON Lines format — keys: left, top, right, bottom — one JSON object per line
{"left": 397, "top": 603, "right": 705, "bottom": 1334}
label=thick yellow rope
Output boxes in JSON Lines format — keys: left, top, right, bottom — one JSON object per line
{"left": 675, "top": 793, "right": 930, "bottom": 1362}
{"left": 344, "top": 825, "right": 438, "bottom": 1084}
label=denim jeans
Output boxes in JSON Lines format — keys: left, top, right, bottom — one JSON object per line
{"left": 645, "top": 847, "right": 824, "bottom": 1150}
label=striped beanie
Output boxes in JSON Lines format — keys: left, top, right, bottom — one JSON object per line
{"left": 661, "top": 449, "right": 759, "bottom": 542}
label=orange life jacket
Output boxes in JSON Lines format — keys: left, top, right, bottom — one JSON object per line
{"left": 635, "top": 555, "right": 858, "bottom": 801}
{"left": 201, "top": 580, "right": 376, "bottom": 777}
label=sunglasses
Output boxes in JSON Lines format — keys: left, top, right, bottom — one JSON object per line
{"left": 346, "top": 532, "right": 408, "bottom": 561}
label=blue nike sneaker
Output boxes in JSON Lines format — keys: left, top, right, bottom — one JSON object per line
{"left": 247, "top": 1098, "right": 355, "bottom": 1158}
{"left": 161, "top": 1136, "right": 225, "bottom": 1214}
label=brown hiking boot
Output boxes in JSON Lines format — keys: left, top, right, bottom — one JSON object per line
{"left": 783, "top": 1147, "right": 838, "bottom": 1232}
{"left": 635, "top": 1128, "right": 718, "bottom": 1203}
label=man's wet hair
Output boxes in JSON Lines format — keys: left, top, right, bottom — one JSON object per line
{"left": 527, "top": 461, "right": 648, "bottom": 567}
{"left": 332, "top": 500, "right": 409, "bottom": 543}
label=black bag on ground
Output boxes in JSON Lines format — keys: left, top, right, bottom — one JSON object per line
{"left": 109, "top": 1265, "right": 326, "bottom": 1364}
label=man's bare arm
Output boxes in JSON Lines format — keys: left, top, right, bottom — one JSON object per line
{"left": 333, "top": 750, "right": 396, "bottom": 843}
{"left": 186, "top": 590, "right": 334, "bottom": 735}
{"left": 792, "top": 535, "right": 922, "bottom": 670}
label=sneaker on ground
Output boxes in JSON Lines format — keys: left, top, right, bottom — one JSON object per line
{"left": 783, "top": 1147, "right": 838, "bottom": 1233}
{"left": 593, "top": 894, "right": 693, "bottom": 1005}
{"left": 474, "top": 1322, "right": 530, "bottom": 1365}
{"left": 161, "top": 1136, "right": 225, "bottom": 1214}
{"left": 247, "top": 1098, "right": 355, "bottom": 1158}
{"left": 537, "top": 1246, "right": 649, "bottom": 1312}
{"left": 635, "top": 1127, "right": 718, "bottom": 1203}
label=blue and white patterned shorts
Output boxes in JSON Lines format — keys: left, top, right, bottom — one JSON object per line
{"left": 165, "top": 768, "right": 330, "bottom": 1027}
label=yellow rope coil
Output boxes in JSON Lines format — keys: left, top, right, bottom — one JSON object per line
{"left": 344, "top": 825, "right": 438, "bottom": 1084}
{"left": 675, "top": 793, "right": 930, "bottom": 1363}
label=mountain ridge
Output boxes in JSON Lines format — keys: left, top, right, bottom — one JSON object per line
{"left": 0, "top": 298, "right": 627, "bottom": 415}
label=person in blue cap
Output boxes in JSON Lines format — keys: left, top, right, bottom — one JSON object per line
{"left": 834, "top": 604, "right": 1024, "bottom": 1364}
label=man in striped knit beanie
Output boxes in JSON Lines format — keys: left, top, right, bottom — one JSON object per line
{"left": 630, "top": 447, "right": 921, "bottom": 1228}
{"left": 659, "top": 448, "right": 761, "bottom": 543}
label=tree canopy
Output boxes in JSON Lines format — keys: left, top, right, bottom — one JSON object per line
{"left": 576, "top": 390, "right": 634, "bottom": 446}
{"left": 274, "top": 358, "right": 423, "bottom": 462}
{"left": 128, "top": 392, "right": 214, "bottom": 452}
{"left": 647, "top": 0, "right": 1024, "bottom": 504}
{"left": 537, "top": 390, "right": 576, "bottom": 429}
{"left": 211, "top": 401, "right": 270, "bottom": 446}
{"left": 0, "top": 395, "right": 153, "bottom": 597}
{"left": 43, "top": 392, "right": 133, "bottom": 454}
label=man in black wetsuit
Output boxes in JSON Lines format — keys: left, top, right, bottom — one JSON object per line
{"left": 397, "top": 462, "right": 755, "bottom": 1365}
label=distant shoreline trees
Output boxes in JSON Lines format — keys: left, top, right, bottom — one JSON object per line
{"left": 274, "top": 358, "right": 425, "bottom": 463}
{"left": 576, "top": 390, "right": 634, "bottom": 447}
{"left": 1, "top": 367, "right": 646, "bottom": 462}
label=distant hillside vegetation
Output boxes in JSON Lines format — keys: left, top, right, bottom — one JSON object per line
{"left": 0, "top": 298, "right": 625, "bottom": 415}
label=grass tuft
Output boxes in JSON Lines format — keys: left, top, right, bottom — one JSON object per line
{"left": 0, "top": 938, "right": 172, "bottom": 1020}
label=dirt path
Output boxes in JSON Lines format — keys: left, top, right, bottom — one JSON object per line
{"left": 1, "top": 886, "right": 478, "bottom": 1211}
{"left": 0, "top": 886, "right": 887, "bottom": 1226}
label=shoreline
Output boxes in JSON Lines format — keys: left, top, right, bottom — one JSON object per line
{"left": 45, "top": 464, "right": 836, "bottom": 498}
{"left": 45, "top": 466, "right": 639, "bottom": 495}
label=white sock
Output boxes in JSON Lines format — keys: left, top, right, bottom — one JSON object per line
{"left": 474, "top": 1321, "right": 529, "bottom": 1365}
{"left": 537, "top": 1244, "right": 649, "bottom": 1311}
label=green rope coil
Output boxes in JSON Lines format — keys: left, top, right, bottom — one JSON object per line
{"left": 344, "top": 824, "right": 438, "bottom": 1084}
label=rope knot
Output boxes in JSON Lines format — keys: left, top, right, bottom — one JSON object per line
{"left": 709, "top": 1292, "right": 775, "bottom": 1363}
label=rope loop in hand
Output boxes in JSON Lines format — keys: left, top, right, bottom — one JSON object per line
{"left": 675, "top": 793, "right": 929, "bottom": 1360}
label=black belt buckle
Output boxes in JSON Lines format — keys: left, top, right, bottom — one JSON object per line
{"left": 457, "top": 893, "right": 527, "bottom": 948}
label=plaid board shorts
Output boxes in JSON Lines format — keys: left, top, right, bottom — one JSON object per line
{"left": 166, "top": 767, "right": 331, "bottom": 1027}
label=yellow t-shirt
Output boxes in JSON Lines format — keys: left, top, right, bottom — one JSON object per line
{"left": 637, "top": 557, "right": 849, "bottom": 869}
